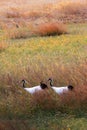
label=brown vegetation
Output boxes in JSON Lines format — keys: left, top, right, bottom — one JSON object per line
{"left": 0, "top": 1, "right": 87, "bottom": 25}
{"left": 58, "top": 2, "right": 87, "bottom": 15}
{"left": 35, "top": 22, "right": 67, "bottom": 36}
{"left": 0, "top": 61, "right": 87, "bottom": 118}
{"left": 4, "top": 22, "right": 67, "bottom": 39}
{"left": 4, "top": 27, "right": 32, "bottom": 39}
{"left": 0, "top": 0, "right": 87, "bottom": 33}
{"left": 31, "top": 85, "right": 87, "bottom": 112}
{"left": 6, "top": 8, "right": 44, "bottom": 19}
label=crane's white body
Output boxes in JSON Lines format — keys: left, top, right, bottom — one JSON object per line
{"left": 24, "top": 85, "right": 42, "bottom": 94}
{"left": 51, "top": 86, "right": 68, "bottom": 94}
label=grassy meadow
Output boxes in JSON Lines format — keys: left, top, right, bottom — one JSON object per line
{"left": 0, "top": 0, "right": 87, "bottom": 130}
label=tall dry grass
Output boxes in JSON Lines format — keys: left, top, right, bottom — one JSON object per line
{"left": 30, "top": 85, "right": 87, "bottom": 112}
{"left": 0, "top": 120, "right": 38, "bottom": 130}
{"left": 4, "top": 27, "right": 32, "bottom": 39}
{"left": 3, "top": 22, "right": 35, "bottom": 39}
{"left": 1, "top": 1, "right": 87, "bottom": 24}
{"left": 52, "top": 1, "right": 87, "bottom": 23}
{"left": 0, "top": 60, "right": 87, "bottom": 117}
{"left": 6, "top": 7, "right": 44, "bottom": 19}
{"left": 4, "top": 1, "right": 87, "bottom": 18}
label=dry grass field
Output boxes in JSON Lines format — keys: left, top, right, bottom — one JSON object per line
{"left": 0, "top": 0, "right": 87, "bottom": 27}
{"left": 0, "top": 0, "right": 87, "bottom": 130}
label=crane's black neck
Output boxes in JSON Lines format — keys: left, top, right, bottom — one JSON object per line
{"left": 22, "top": 80, "right": 26, "bottom": 88}
{"left": 48, "top": 78, "right": 53, "bottom": 87}
{"left": 23, "top": 82, "right": 25, "bottom": 88}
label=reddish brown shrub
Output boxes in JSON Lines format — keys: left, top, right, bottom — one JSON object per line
{"left": 35, "top": 22, "right": 67, "bottom": 36}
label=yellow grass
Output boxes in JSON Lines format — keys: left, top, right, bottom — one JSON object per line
{"left": 0, "top": 41, "right": 8, "bottom": 51}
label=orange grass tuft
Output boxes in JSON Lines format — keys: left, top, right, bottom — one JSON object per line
{"left": 35, "top": 22, "right": 67, "bottom": 36}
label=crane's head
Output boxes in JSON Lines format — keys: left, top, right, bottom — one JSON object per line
{"left": 47, "top": 78, "right": 53, "bottom": 87}
{"left": 21, "top": 79, "right": 29, "bottom": 88}
{"left": 21, "top": 79, "right": 29, "bottom": 84}
{"left": 40, "top": 81, "right": 48, "bottom": 89}
{"left": 68, "top": 85, "right": 74, "bottom": 90}
{"left": 21, "top": 79, "right": 25, "bottom": 83}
